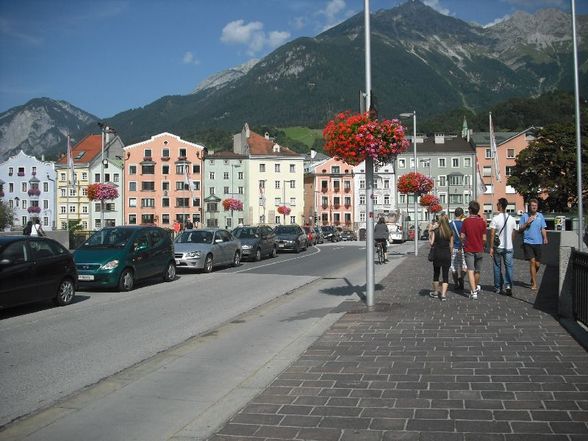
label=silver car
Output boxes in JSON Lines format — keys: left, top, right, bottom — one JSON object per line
{"left": 174, "top": 229, "right": 241, "bottom": 272}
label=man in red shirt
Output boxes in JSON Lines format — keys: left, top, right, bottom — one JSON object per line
{"left": 460, "top": 201, "right": 487, "bottom": 299}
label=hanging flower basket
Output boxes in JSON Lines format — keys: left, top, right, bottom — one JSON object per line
{"left": 419, "top": 193, "right": 439, "bottom": 207}
{"left": 277, "top": 205, "right": 291, "bottom": 215}
{"left": 222, "top": 198, "right": 243, "bottom": 211}
{"left": 397, "top": 172, "right": 434, "bottom": 195}
{"left": 87, "top": 183, "right": 119, "bottom": 201}
{"left": 323, "top": 111, "right": 410, "bottom": 166}
{"left": 430, "top": 203, "right": 443, "bottom": 213}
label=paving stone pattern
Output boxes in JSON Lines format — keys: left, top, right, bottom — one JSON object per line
{"left": 208, "top": 250, "right": 588, "bottom": 441}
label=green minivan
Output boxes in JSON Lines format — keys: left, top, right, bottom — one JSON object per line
{"left": 73, "top": 226, "right": 176, "bottom": 291}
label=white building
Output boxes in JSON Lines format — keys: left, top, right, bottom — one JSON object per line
{"left": 353, "top": 160, "right": 396, "bottom": 231}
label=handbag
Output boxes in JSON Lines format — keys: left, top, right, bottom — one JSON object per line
{"left": 493, "top": 214, "right": 508, "bottom": 248}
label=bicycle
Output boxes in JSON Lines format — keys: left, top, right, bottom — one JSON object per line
{"left": 375, "top": 241, "right": 385, "bottom": 264}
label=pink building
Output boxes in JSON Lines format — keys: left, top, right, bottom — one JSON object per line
{"left": 472, "top": 128, "right": 537, "bottom": 218}
{"left": 305, "top": 156, "right": 354, "bottom": 227}
{"left": 123, "top": 133, "right": 205, "bottom": 227}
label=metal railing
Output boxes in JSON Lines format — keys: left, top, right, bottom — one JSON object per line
{"left": 572, "top": 249, "right": 588, "bottom": 327}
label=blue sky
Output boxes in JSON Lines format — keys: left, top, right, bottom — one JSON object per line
{"left": 0, "top": 0, "right": 585, "bottom": 117}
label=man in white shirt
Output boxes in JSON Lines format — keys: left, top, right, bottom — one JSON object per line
{"left": 489, "top": 198, "right": 517, "bottom": 296}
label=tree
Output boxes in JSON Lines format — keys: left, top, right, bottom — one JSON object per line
{"left": 0, "top": 200, "right": 15, "bottom": 230}
{"left": 507, "top": 122, "right": 588, "bottom": 212}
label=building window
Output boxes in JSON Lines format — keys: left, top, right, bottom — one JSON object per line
{"left": 129, "top": 214, "right": 137, "bottom": 224}
{"left": 485, "top": 148, "right": 492, "bottom": 159}
{"left": 129, "top": 182, "right": 136, "bottom": 191}
{"left": 359, "top": 180, "right": 365, "bottom": 189}
{"left": 21, "top": 182, "right": 27, "bottom": 192}
{"left": 275, "top": 181, "right": 280, "bottom": 189}
{"left": 275, "top": 197, "right": 282, "bottom": 206}
{"left": 383, "top": 179, "right": 389, "bottom": 189}
{"left": 142, "top": 164, "right": 154, "bottom": 174}
{"left": 192, "top": 164, "right": 200, "bottom": 174}
{"left": 506, "top": 166, "right": 514, "bottom": 176}
{"left": 176, "top": 198, "right": 189, "bottom": 208}
{"left": 290, "top": 164, "right": 295, "bottom": 173}
{"left": 179, "top": 148, "right": 187, "bottom": 158}
{"left": 359, "top": 194, "right": 366, "bottom": 205}
{"left": 289, "top": 180, "right": 295, "bottom": 189}
{"left": 176, "top": 181, "right": 185, "bottom": 191}
{"left": 384, "top": 195, "right": 389, "bottom": 205}
{"left": 507, "top": 149, "right": 515, "bottom": 158}
{"left": 162, "top": 214, "right": 170, "bottom": 224}
{"left": 8, "top": 167, "right": 13, "bottom": 176}
{"left": 290, "top": 216, "right": 296, "bottom": 224}
{"left": 438, "top": 158, "right": 446, "bottom": 167}
{"left": 162, "top": 165, "right": 169, "bottom": 175}
{"left": 162, "top": 181, "right": 170, "bottom": 191}
{"left": 141, "top": 182, "right": 155, "bottom": 191}
{"left": 95, "top": 173, "right": 100, "bottom": 183}
{"left": 398, "top": 159, "right": 406, "bottom": 168}
{"left": 275, "top": 164, "right": 280, "bottom": 172}
{"left": 224, "top": 186, "right": 229, "bottom": 194}
{"left": 448, "top": 175, "right": 463, "bottom": 186}
{"left": 464, "top": 157, "right": 471, "bottom": 168}
{"left": 452, "top": 158, "right": 459, "bottom": 167}
{"left": 129, "top": 165, "right": 136, "bottom": 175}
{"left": 438, "top": 175, "right": 446, "bottom": 187}
{"left": 224, "top": 172, "right": 229, "bottom": 180}
{"left": 141, "top": 198, "right": 155, "bottom": 208}
{"left": 162, "top": 198, "right": 169, "bottom": 207}
{"left": 259, "top": 163, "right": 266, "bottom": 172}
{"left": 482, "top": 166, "right": 492, "bottom": 177}
{"left": 129, "top": 198, "right": 137, "bottom": 207}
{"left": 209, "top": 172, "right": 215, "bottom": 180}
{"left": 289, "top": 197, "right": 296, "bottom": 206}
{"left": 238, "top": 172, "right": 244, "bottom": 179}
{"left": 331, "top": 166, "right": 340, "bottom": 174}
{"left": 259, "top": 180, "right": 265, "bottom": 189}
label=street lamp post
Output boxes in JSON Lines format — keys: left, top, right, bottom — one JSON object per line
{"left": 400, "top": 111, "right": 418, "bottom": 256}
{"left": 98, "top": 123, "right": 115, "bottom": 230}
{"left": 231, "top": 163, "right": 241, "bottom": 227}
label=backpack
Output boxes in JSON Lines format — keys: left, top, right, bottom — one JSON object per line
{"left": 23, "top": 223, "right": 32, "bottom": 235}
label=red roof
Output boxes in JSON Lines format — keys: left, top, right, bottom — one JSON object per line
{"left": 247, "top": 131, "right": 299, "bottom": 157}
{"left": 56, "top": 134, "right": 102, "bottom": 164}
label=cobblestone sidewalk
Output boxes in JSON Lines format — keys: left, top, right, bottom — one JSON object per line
{"left": 208, "top": 250, "right": 588, "bottom": 441}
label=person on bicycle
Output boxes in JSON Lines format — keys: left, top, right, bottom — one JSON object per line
{"left": 374, "top": 217, "right": 390, "bottom": 262}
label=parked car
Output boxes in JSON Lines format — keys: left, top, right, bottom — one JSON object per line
{"left": 303, "top": 226, "right": 317, "bottom": 245}
{"left": 340, "top": 230, "right": 357, "bottom": 241}
{"left": 0, "top": 236, "right": 77, "bottom": 309}
{"left": 274, "top": 225, "right": 308, "bottom": 252}
{"left": 74, "top": 226, "right": 176, "bottom": 291}
{"left": 321, "top": 225, "right": 341, "bottom": 242}
{"left": 232, "top": 225, "right": 277, "bottom": 261}
{"left": 314, "top": 226, "right": 324, "bottom": 244}
{"left": 174, "top": 229, "right": 241, "bottom": 272}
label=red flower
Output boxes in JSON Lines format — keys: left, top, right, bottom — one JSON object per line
{"left": 430, "top": 203, "right": 443, "bottom": 213}
{"left": 87, "top": 183, "right": 119, "bottom": 201}
{"left": 419, "top": 193, "right": 439, "bottom": 207}
{"left": 323, "top": 111, "right": 410, "bottom": 166}
{"left": 222, "top": 198, "right": 243, "bottom": 211}
{"left": 397, "top": 172, "right": 434, "bottom": 195}
{"left": 277, "top": 205, "right": 291, "bottom": 215}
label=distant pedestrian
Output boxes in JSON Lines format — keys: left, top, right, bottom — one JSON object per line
{"left": 429, "top": 213, "right": 453, "bottom": 301}
{"left": 173, "top": 219, "right": 181, "bottom": 237}
{"left": 185, "top": 220, "right": 194, "bottom": 230}
{"left": 23, "top": 220, "right": 33, "bottom": 236}
{"left": 519, "top": 198, "right": 547, "bottom": 291}
{"left": 30, "top": 218, "right": 45, "bottom": 237}
{"left": 490, "top": 198, "right": 517, "bottom": 296}
{"left": 374, "top": 217, "right": 390, "bottom": 262}
{"left": 449, "top": 207, "right": 466, "bottom": 291}
{"left": 460, "top": 201, "right": 487, "bottom": 300}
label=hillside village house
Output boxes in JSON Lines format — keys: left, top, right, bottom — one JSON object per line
{"left": 353, "top": 160, "right": 396, "bottom": 231}
{"left": 233, "top": 124, "right": 304, "bottom": 226}
{"left": 203, "top": 151, "right": 248, "bottom": 228}
{"left": 0, "top": 151, "right": 56, "bottom": 230}
{"left": 123, "top": 133, "right": 204, "bottom": 227}
{"left": 55, "top": 133, "right": 125, "bottom": 230}
{"left": 471, "top": 128, "right": 537, "bottom": 218}
{"left": 396, "top": 134, "right": 477, "bottom": 222}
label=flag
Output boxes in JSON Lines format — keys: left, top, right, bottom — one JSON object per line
{"left": 476, "top": 158, "right": 487, "bottom": 196}
{"left": 489, "top": 112, "right": 501, "bottom": 182}
{"left": 67, "top": 135, "right": 76, "bottom": 188}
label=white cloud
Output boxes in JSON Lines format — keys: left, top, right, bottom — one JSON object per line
{"left": 0, "top": 17, "right": 43, "bottom": 46}
{"left": 423, "top": 0, "right": 452, "bottom": 16}
{"left": 220, "top": 19, "right": 291, "bottom": 55}
{"left": 483, "top": 14, "right": 511, "bottom": 28}
{"left": 182, "top": 51, "right": 200, "bottom": 65}
{"left": 318, "top": 0, "right": 351, "bottom": 31}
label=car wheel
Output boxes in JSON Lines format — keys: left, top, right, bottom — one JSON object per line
{"left": 254, "top": 248, "right": 262, "bottom": 261}
{"left": 295, "top": 243, "right": 300, "bottom": 253}
{"left": 118, "top": 269, "right": 134, "bottom": 292}
{"left": 163, "top": 261, "right": 176, "bottom": 282}
{"left": 232, "top": 251, "right": 241, "bottom": 267}
{"left": 271, "top": 246, "right": 277, "bottom": 258}
{"left": 203, "top": 254, "right": 213, "bottom": 273}
{"left": 54, "top": 278, "right": 75, "bottom": 306}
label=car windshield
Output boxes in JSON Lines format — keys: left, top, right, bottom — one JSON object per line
{"left": 233, "top": 227, "right": 258, "bottom": 239}
{"left": 82, "top": 228, "right": 135, "bottom": 248}
{"left": 275, "top": 226, "right": 298, "bottom": 234}
{"left": 175, "top": 230, "right": 213, "bottom": 244}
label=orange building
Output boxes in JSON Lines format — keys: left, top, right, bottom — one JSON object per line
{"left": 123, "top": 133, "right": 205, "bottom": 227}
{"left": 472, "top": 127, "right": 537, "bottom": 218}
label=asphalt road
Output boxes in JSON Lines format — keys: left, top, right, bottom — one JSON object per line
{"left": 0, "top": 240, "right": 415, "bottom": 440}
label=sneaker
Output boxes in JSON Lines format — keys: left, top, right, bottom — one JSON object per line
{"left": 470, "top": 291, "right": 478, "bottom": 300}
{"left": 494, "top": 287, "right": 502, "bottom": 294}
{"left": 429, "top": 291, "right": 438, "bottom": 299}
{"left": 505, "top": 286, "right": 512, "bottom": 296}
{"left": 440, "top": 296, "right": 447, "bottom": 301}
{"left": 476, "top": 285, "right": 481, "bottom": 293}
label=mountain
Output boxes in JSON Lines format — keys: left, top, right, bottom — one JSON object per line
{"left": 192, "top": 59, "right": 259, "bottom": 93}
{"left": 0, "top": 98, "right": 98, "bottom": 161}
{"left": 103, "top": 0, "right": 586, "bottom": 146}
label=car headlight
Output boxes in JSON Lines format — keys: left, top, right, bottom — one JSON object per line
{"left": 100, "top": 259, "right": 119, "bottom": 270}
{"left": 286, "top": 240, "right": 294, "bottom": 244}
{"left": 186, "top": 251, "right": 201, "bottom": 258}
{"left": 242, "top": 244, "right": 252, "bottom": 250}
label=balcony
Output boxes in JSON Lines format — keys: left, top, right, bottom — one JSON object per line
{"left": 344, "top": 204, "right": 351, "bottom": 209}
{"left": 143, "top": 156, "right": 153, "bottom": 162}
{"left": 177, "top": 156, "right": 187, "bottom": 161}
{"left": 334, "top": 187, "right": 340, "bottom": 193}
{"left": 27, "top": 188, "right": 41, "bottom": 197}
{"left": 161, "top": 156, "right": 170, "bottom": 161}
{"left": 17, "top": 172, "right": 25, "bottom": 177}
{"left": 321, "top": 203, "right": 328, "bottom": 209}
{"left": 333, "top": 204, "right": 340, "bottom": 209}
{"left": 27, "top": 206, "right": 41, "bottom": 214}
{"left": 344, "top": 187, "right": 351, "bottom": 193}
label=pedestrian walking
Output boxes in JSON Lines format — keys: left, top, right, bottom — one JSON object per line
{"left": 519, "top": 198, "right": 548, "bottom": 291}
{"left": 489, "top": 198, "right": 517, "bottom": 296}
{"left": 30, "top": 218, "right": 45, "bottom": 237}
{"left": 429, "top": 213, "right": 453, "bottom": 301}
{"left": 173, "top": 219, "right": 181, "bottom": 237}
{"left": 374, "top": 217, "right": 390, "bottom": 262}
{"left": 449, "top": 207, "right": 466, "bottom": 291}
{"left": 460, "top": 200, "right": 487, "bottom": 300}
{"left": 23, "top": 220, "right": 33, "bottom": 236}
{"left": 185, "top": 219, "right": 194, "bottom": 230}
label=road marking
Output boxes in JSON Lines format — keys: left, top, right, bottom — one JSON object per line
{"left": 234, "top": 246, "right": 321, "bottom": 273}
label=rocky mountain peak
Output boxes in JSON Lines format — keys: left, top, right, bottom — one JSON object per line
{"left": 192, "top": 59, "right": 259, "bottom": 94}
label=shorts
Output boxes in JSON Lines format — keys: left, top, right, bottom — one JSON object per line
{"left": 450, "top": 248, "right": 467, "bottom": 273}
{"left": 523, "top": 243, "right": 542, "bottom": 261}
{"left": 464, "top": 252, "right": 483, "bottom": 272}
